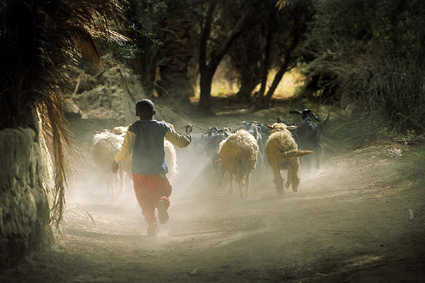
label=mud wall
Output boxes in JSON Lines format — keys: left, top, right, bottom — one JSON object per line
{"left": 0, "top": 125, "right": 54, "bottom": 268}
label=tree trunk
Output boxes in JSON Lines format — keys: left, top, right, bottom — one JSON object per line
{"left": 234, "top": 38, "right": 262, "bottom": 102}
{"left": 255, "top": 18, "right": 273, "bottom": 110}
{"left": 198, "top": 1, "right": 256, "bottom": 112}
{"left": 235, "top": 75, "right": 259, "bottom": 103}
{"left": 198, "top": 68, "right": 214, "bottom": 113}
{"left": 156, "top": 19, "right": 193, "bottom": 106}
{"left": 255, "top": 8, "right": 304, "bottom": 110}
{"left": 0, "top": 110, "right": 55, "bottom": 268}
{"left": 256, "top": 26, "right": 302, "bottom": 110}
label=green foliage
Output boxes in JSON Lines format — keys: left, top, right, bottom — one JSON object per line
{"left": 368, "top": 50, "right": 425, "bottom": 133}
{"left": 377, "top": 0, "right": 425, "bottom": 61}
{"left": 97, "top": 39, "right": 138, "bottom": 64}
{"left": 322, "top": 113, "right": 396, "bottom": 152}
{"left": 302, "top": 0, "right": 425, "bottom": 135}
{"left": 122, "top": 0, "right": 191, "bottom": 71}
{"left": 308, "top": 0, "right": 380, "bottom": 52}
{"left": 308, "top": 0, "right": 425, "bottom": 56}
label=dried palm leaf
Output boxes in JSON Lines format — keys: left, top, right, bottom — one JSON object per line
{"left": 0, "top": 0, "right": 127, "bottom": 226}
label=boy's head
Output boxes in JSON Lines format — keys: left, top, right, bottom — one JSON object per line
{"left": 136, "top": 99, "right": 155, "bottom": 119}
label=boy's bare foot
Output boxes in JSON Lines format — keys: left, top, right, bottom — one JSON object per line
{"left": 157, "top": 200, "right": 169, "bottom": 224}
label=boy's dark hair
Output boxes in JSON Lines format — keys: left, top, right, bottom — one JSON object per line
{"left": 136, "top": 99, "right": 155, "bottom": 118}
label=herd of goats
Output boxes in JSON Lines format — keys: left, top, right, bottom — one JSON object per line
{"left": 92, "top": 109, "right": 322, "bottom": 200}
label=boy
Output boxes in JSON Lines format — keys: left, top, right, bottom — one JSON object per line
{"left": 111, "top": 99, "right": 191, "bottom": 237}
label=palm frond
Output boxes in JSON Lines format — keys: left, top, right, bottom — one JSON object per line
{"left": 0, "top": 0, "right": 127, "bottom": 226}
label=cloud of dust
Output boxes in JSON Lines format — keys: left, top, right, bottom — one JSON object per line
{"left": 65, "top": 136, "right": 231, "bottom": 216}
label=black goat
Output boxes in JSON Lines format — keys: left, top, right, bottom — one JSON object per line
{"left": 289, "top": 109, "right": 321, "bottom": 171}
{"left": 198, "top": 126, "right": 232, "bottom": 188}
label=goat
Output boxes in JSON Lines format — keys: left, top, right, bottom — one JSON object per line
{"left": 289, "top": 109, "right": 322, "bottom": 171}
{"left": 93, "top": 130, "right": 129, "bottom": 196}
{"left": 217, "top": 129, "right": 259, "bottom": 200}
{"left": 265, "top": 123, "right": 313, "bottom": 194}
{"left": 197, "top": 126, "right": 232, "bottom": 189}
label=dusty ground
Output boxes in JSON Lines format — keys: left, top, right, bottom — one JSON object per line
{"left": 1, "top": 106, "right": 425, "bottom": 283}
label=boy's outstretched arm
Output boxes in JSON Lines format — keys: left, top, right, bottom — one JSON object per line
{"left": 165, "top": 124, "right": 192, "bottom": 148}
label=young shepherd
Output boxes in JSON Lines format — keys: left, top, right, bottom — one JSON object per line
{"left": 218, "top": 129, "right": 259, "bottom": 200}
{"left": 114, "top": 124, "right": 178, "bottom": 179}
{"left": 265, "top": 123, "right": 313, "bottom": 194}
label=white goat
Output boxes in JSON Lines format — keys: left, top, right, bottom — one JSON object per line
{"left": 93, "top": 130, "right": 129, "bottom": 195}
{"left": 218, "top": 129, "right": 259, "bottom": 200}
{"left": 265, "top": 123, "right": 313, "bottom": 194}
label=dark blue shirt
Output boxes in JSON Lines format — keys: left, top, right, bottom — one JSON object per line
{"left": 128, "top": 120, "right": 170, "bottom": 175}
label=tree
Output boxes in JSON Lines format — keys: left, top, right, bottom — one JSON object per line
{"left": 224, "top": 0, "right": 315, "bottom": 107}
{"left": 300, "top": 0, "right": 425, "bottom": 132}
{"left": 123, "top": 0, "right": 194, "bottom": 105}
{"left": 227, "top": 8, "right": 264, "bottom": 103}
{"left": 0, "top": 0, "right": 126, "bottom": 263}
{"left": 197, "top": 0, "right": 260, "bottom": 113}
{"left": 255, "top": 0, "right": 315, "bottom": 109}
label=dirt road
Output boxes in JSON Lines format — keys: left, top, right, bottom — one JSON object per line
{"left": 1, "top": 111, "right": 424, "bottom": 283}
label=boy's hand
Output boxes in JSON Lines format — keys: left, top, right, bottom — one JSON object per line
{"left": 184, "top": 123, "right": 193, "bottom": 134}
{"left": 111, "top": 162, "right": 119, "bottom": 173}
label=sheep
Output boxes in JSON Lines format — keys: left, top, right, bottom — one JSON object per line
{"left": 92, "top": 129, "right": 129, "bottom": 196}
{"left": 217, "top": 129, "right": 259, "bottom": 200}
{"left": 265, "top": 123, "right": 313, "bottom": 194}
{"left": 276, "top": 116, "right": 300, "bottom": 146}
{"left": 160, "top": 121, "right": 179, "bottom": 179}
{"left": 164, "top": 139, "right": 178, "bottom": 179}
{"left": 234, "top": 121, "right": 268, "bottom": 181}
{"left": 289, "top": 109, "right": 322, "bottom": 171}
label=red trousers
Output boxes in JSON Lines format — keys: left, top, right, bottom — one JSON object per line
{"left": 132, "top": 173, "right": 171, "bottom": 229}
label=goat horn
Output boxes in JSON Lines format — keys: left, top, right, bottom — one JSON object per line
{"left": 312, "top": 113, "right": 321, "bottom": 122}
{"left": 289, "top": 110, "right": 301, "bottom": 115}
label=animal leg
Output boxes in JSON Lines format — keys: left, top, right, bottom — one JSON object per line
{"left": 111, "top": 173, "right": 121, "bottom": 196}
{"left": 228, "top": 173, "right": 234, "bottom": 195}
{"left": 104, "top": 172, "right": 113, "bottom": 196}
{"left": 290, "top": 164, "right": 300, "bottom": 192}
{"left": 315, "top": 153, "right": 320, "bottom": 170}
{"left": 237, "top": 176, "right": 245, "bottom": 200}
{"left": 245, "top": 173, "right": 251, "bottom": 199}
{"left": 272, "top": 167, "right": 284, "bottom": 194}
{"left": 285, "top": 169, "right": 292, "bottom": 189}
{"left": 213, "top": 161, "right": 226, "bottom": 189}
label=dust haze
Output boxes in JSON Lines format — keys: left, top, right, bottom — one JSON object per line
{"left": 12, "top": 113, "right": 423, "bottom": 283}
